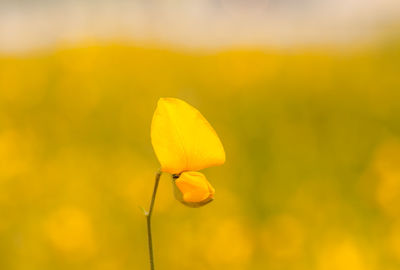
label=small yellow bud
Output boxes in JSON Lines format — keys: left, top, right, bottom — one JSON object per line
{"left": 172, "top": 171, "right": 215, "bottom": 208}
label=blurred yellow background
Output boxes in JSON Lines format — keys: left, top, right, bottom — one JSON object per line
{"left": 1, "top": 1, "right": 400, "bottom": 269}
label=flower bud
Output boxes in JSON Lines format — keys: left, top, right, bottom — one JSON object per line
{"left": 172, "top": 171, "right": 215, "bottom": 208}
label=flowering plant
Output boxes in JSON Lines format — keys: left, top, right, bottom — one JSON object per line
{"left": 144, "top": 98, "right": 225, "bottom": 269}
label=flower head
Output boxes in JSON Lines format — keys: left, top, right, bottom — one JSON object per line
{"left": 151, "top": 98, "right": 225, "bottom": 206}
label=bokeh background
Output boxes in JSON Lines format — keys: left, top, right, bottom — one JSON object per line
{"left": 1, "top": 1, "right": 400, "bottom": 269}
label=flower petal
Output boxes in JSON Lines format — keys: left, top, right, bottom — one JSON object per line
{"left": 175, "top": 171, "right": 215, "bottom": 203}
{"left": 151, "top": 98, "right": 225, "bottom": 174}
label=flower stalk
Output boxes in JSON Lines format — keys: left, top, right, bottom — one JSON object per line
{"left": 145, "top": 170, "right": 162, "bottom": 270}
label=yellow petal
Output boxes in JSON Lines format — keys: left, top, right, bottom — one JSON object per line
{"left": 175, "top": 171, "right": 215, "bottom": 203}
{"left": 151, "top": 98, "right": 225, "bottom": 174}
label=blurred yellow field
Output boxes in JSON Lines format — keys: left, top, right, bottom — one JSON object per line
{"left": 0, "top": 40, "right": 400, "bottom": 269}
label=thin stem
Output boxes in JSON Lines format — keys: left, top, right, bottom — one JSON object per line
{"left": 146, "top": 170, "right": 162, "bottom": 270}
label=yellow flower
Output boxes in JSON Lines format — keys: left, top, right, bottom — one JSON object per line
{"left": 151, "top": 97, "right": 225, "bottom": 206}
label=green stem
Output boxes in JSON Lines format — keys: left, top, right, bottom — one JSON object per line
{"left": 146, "top": 170, "right": 162, "bottom": 270}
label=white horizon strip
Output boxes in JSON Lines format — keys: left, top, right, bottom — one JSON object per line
{"left": 0, "top": 0, "right": 399, "bottom": 54}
